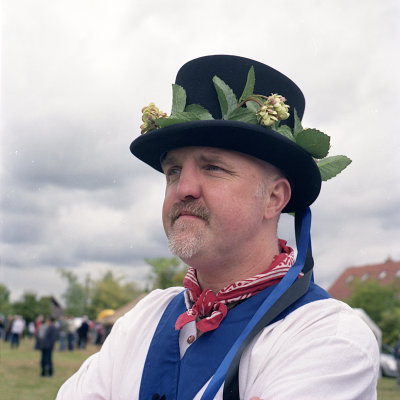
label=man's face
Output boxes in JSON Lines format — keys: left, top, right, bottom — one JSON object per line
{"left": 161, "top": 146, "right": 274, "bottom": 268}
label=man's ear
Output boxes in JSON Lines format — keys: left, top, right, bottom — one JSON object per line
{"left": 263, "top": 178, "right": 291, "bottom": 220}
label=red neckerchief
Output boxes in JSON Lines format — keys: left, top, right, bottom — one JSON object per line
{"left": 175, "top": 239, "right": 295, "bottom": 333}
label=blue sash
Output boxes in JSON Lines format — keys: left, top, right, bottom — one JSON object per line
{"left": 139, "top": 282, "right": 330, "bottom": 399}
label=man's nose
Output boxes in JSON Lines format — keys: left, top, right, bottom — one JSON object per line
{"left": 175, "top": 166, "right": 201, "bottom": 200}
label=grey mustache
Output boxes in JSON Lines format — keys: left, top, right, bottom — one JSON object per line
{"left": 168, "top": 201, "right": 210, "bottom": 224}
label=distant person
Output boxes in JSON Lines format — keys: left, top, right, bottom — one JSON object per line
{"left": 34, "top": 314, "right": 44, "bottom": 349}
{"left": 10, "top": 315, "right": 25, "bottom": 348}
{"left": 67, "top": 316, "right": 76, "bottom": 351}
{"left": 37, "top": 316, "right": 59, "bottom": 377}
{"left": 77, "top": 316, "right": 89, "bottom": 349}
{"left": 58, "top": 316, "right": 68, "bottom": 351}
{"left": 5, "top": 314, "right": 14, "bottom": 341}
{"left": 28, "top": 320, "right": 35, "bottom": 339}
{"left": 94, "top": 322, "right": 104, "bottom": 345}
{"left": 0, "top": 316, "right": 5, "bottom": 340}
{"left": 34, "top": 314, "right": 44, "bottom": 335}
{"left": 395, "top": 334, "right": 400, "bottom": 386}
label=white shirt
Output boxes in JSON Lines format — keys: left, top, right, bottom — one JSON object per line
{"left": 11, "top": 318, "right": 25, "bottom": 335}
{"left": 57, "top": 287, "right": 379, "bottom": 399}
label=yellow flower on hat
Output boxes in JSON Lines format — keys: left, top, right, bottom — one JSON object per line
{"left": 255, "top": 94, "right": 289, "bottom": 127}
{"left": 256, "top": 104, "right": 279, "bottom": 126}
{"left": 268, "top": 93, "right": 290, "bottom": 120}
{"left": 140, "top": 102, "right": 167, "bottom": 134}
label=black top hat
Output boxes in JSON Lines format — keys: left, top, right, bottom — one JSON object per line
{"left": 130, "top": 55, "right": 321, "bottom": 213}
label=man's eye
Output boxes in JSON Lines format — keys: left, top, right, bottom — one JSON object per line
{"left": 166, "top": 167, "right": 180, "bottom": 177}
{"left": 205, "top": 164, "right": 223, "bottom": 172}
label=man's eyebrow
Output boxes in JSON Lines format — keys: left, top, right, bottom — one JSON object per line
{"left": 198, "top": 153, "right": 233, "bottom": 168}
{"left": 161, "top": 154, "right": 177, "bottom": 169}
{"left": 160, "top": 150, "right": 234, "bottom": 169}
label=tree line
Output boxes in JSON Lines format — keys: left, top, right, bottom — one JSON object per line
{"left": 1, "top": 259, "right": 400, "bottom": 346}
{"left": 344, "top": 279, "right": 400, "bottom": 346}
{"left": 0, "top": 257, "right": 186, "bottom": 323}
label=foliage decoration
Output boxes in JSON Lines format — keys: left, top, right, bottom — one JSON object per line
{"left": 140, "top": 67, "right": 351, "bottom": 181}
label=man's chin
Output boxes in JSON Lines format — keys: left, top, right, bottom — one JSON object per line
{"left": 167, "top": 232, "right": 205, "bottom": 261}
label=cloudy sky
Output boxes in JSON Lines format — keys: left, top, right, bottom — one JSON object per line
{"left": 1, "top": 0, "right": 399, "bottom": 303}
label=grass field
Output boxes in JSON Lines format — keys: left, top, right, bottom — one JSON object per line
{"left": 378, "top": 377, "right": 400, "bottom": 400}
{"left": 0, "top": 338, "right": 98, "bottom": 400}
{"left": 1, "top": 338, "right": 400, "bottom": 399}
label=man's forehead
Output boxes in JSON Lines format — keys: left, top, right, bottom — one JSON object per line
{"left": 164, "top": 146, "right": 228, "bottom": 158}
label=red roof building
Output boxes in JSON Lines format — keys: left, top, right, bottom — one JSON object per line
{"left": 328, "top": 258, "right": 400, "bottom": 300}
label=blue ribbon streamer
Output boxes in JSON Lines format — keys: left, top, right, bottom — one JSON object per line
{"left": 200, "top": 207, "right": 312, "bottom": 400}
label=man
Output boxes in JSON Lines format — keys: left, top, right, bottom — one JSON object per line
{"left": 67, "top": 315, "right": 77, "bottom": 351}
{"left": 57, "top": 55, "right": 379, "bottom": 399}
{"left": 10, "top": 314, "right": 25, "bottom": 348}
{"left": 37, "top": 316, "right": 59, "bottom": 377}
{"left": 77, "top": 316, "right": 90, "bottom": 349}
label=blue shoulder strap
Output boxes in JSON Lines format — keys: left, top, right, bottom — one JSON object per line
{"left": 202, "top": 207, "right": 314, "bottom": 400}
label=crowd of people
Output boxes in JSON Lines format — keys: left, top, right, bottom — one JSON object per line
{"left": 0, "top": 313, "right": 107, "bottom": 377}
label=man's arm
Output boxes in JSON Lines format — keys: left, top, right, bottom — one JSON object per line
{"left": 239, "top": 299, "right": 379, "bottom": 400}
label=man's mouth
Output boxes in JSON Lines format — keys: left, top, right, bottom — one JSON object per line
{"left": 174, "top": 210, "right": 204, "bottom": 223}
{"left": 169, "top": 202, "right": 210, "bottom": 225}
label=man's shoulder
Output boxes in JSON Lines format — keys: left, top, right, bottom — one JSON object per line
{"left": 114, "top": 287, "right": 185, "bottom": 330}
{"left": 241, "top": 296, "right": 379, "bottom": 398}
{"left": 134, "top": 286, "right": 185, "bottom": 309}
{"left": 270, "top": 296, "right": 378, "bottom": 352}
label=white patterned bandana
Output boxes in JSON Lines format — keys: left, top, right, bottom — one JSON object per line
{"left": 175, "top": 239, "right": 295, "bottom": 333}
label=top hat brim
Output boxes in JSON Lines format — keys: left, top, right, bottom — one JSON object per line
{"left": 130, "top": 119, "right": 321, "bottom": 213}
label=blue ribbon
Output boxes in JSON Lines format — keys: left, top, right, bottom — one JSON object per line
{"left": 200, "top": 207, "right": 312, "bottom": 399}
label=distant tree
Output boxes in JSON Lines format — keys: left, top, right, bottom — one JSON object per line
{"left": 88, "top": 271, "right": 139, "bottom": 320}
{"left": 0, "top": 283, "right": 11, "bottom": 316}
{"left": 379, "top": 308, "right": 400, "bottom": 347}
{"left": 59, "top": 270, "right": 90, "bottom": 317}
{"left": 145, "top": 257, "right": 187, "bottom": 290}
{"left": 12, "top": 292, "right": 52, "bottom": 323}
{"left": 346, "top": 280, "right": 399, "bottom": 322}
{"left": 345, "top": 279, "right": 400, "bottom": 346}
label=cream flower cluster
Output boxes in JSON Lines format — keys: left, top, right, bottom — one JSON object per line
{"left": 256, "top": 94, "right": 290, "bottom": 127}
{"left": 140, "top": 103, "right": 167, "bottom": 134}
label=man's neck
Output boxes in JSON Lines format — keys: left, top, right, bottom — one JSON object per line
{"left": 194, "top": 239, "right": 281, "bottom": 293}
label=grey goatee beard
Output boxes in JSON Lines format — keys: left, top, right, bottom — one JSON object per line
{"left": 166, "top": 201, "right": 210, "bottom": 259}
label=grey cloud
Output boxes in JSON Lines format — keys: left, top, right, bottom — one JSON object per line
{"left": 2, "top": 213, "right": 46, "bottom": 244}
{"left": 2, "top": 0, "right": 399, "bottom": 301}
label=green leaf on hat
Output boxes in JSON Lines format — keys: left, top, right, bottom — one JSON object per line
{"left": 227, "top": 107, "right": 258, "bottom": 124}
{"left": 212, "top": 75, "right": 238, "bottom": 119}
{"left": 317, "top": 155, "right": 352, "bottom": 181}
{"left": 274, "top": 124, "right": 295, "bottom": 141}
{"left": 293, "top": 109, "right": 303, "bottom": 137}
{"left": 239, "top": 66, "right": 255, "bottom": 103}
{"left": 295, "top": 128, "right": 330, "bottom": 158}
{"left": 171, "top": 84, "right": 187, "bottom": 114}
{"left": 155, "top": 112, "right": 203, "bottom": 128}
{"left": 185, "top": 104, "right": 214, "bottom": 120}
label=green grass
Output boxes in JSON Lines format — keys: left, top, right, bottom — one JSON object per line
{"left": 1, "top": 338, "right": 400, "bottom": 399}
{"left": 0, "top": 338, "right": 98, "bottom": 400}
{"left": 377, "top": 376, "right": 400, "bottom": 400}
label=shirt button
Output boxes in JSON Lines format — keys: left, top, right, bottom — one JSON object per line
{"left": 187, "top": 335, "right": 195, "bottom": 344}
